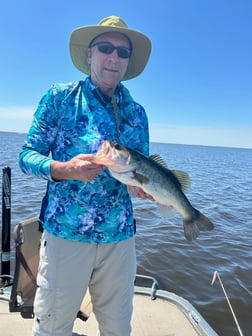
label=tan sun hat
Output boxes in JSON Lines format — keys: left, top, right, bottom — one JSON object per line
{"left": 69, "top": 16, "right": 152, "bottom": 81}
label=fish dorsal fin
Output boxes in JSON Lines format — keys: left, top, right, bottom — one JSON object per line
{"left": 149, "top": 154, "right": 190, "bottom": 193}
{"left": 149, "top": 154, "right": 169, "bottom": 169}
{"left": 171, "top": 170, "right": 190, "bottom": 193}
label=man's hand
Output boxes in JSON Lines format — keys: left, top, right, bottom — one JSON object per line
{"left": 50, "top": 154, "right": 103, "bottom": 182}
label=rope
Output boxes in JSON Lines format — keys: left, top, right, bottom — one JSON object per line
{"left": 112, "top": 94, "right": 120, "bottom": 142}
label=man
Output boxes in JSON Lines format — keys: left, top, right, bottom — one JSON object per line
{"left": 19, "top": 16, "right": 151, "bottom": 336}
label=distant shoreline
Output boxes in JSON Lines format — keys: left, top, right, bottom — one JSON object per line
{"left": 0, "top": 131, "right": 251, "bottom": 150}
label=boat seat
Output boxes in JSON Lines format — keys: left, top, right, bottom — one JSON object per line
{"left": 9, "top": 216, "right": 93, "bottom": 321}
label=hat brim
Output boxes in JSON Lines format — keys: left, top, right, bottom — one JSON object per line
{"left": 70, "top": 25, "right": 151, "bottom": 80}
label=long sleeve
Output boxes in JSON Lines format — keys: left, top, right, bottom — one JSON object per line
{"left": 18, "top": 84, "right": 63, "bottom": 181}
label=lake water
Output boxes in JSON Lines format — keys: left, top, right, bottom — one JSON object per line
{"left": 0, "top": 131, "right": 251, "bottom": 335}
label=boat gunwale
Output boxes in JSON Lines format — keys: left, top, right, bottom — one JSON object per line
{"left": 134, "top": 283, "right": 218, "bottom": 336}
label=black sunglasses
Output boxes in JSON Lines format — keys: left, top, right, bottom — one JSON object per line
{"left": 90, "top": 41, "right": 132, "bottom": 59}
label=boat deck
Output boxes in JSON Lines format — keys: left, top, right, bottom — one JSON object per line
{"left": 0, "top": 284, "right": 216, "bottom": 336}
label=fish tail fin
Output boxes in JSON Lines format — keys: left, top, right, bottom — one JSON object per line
{"left": 183, "top": 210, "right": 214, "bottom": 241}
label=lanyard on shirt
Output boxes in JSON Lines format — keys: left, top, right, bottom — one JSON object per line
{"left": 112, "top": 94, "right": 120, "bottom": 142}
{"left": 93, "top": 87, "right": 120, "bottom": 142}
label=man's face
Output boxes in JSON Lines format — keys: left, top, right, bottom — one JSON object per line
{"left": 87, "top": 32, "right": 131, "bottom": 94}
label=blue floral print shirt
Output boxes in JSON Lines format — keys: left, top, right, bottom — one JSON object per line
{"left": 19, "top": 77, "right": 149, "bottom": 244}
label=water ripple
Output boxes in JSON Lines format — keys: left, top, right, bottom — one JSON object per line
{"left": 1, "top": 134, "right": 252, "bottom": 335}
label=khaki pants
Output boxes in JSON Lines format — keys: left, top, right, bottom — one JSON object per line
{"left": 32, "top": 231, "right": 136, "bottom": 336}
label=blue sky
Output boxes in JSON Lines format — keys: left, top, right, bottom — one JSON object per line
{"left": 0, "top": 0, "right": 251, "bottom": 148}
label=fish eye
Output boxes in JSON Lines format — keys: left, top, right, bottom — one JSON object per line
{"left": 114, "top": 143, "right": 122, "bottom": 150}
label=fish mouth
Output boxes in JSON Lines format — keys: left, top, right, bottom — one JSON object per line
{"left": 95, "top": 141, "right": 114, "bottom": 165}
{"left": 95, "top": 140, "right": 122, "bottom": 165}
{"left": 95, "top": 140, "right": 132, "bottom": 171}
{"left": 97, "top": 141, "right": 121, "bottom": 156}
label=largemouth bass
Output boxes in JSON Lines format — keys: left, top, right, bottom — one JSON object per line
{"left": 94, "top": 140, "right": 214, "bottom": 241}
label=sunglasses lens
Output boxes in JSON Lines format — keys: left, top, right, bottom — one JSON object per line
{"left": 94, "top": 42, "right": 131, "bottom": 59}
{"left": 98, "top": 43, "right": 114, "bottom": 55}
{"left": 117, "top": 47, "right": 131, "bottom": 58}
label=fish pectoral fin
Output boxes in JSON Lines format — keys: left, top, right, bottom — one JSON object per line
{"left": 132, "top": 171, "right": 149, "bottom": 185}
{"left": 157, "top": 204, "right": 176, "bottom": 218}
